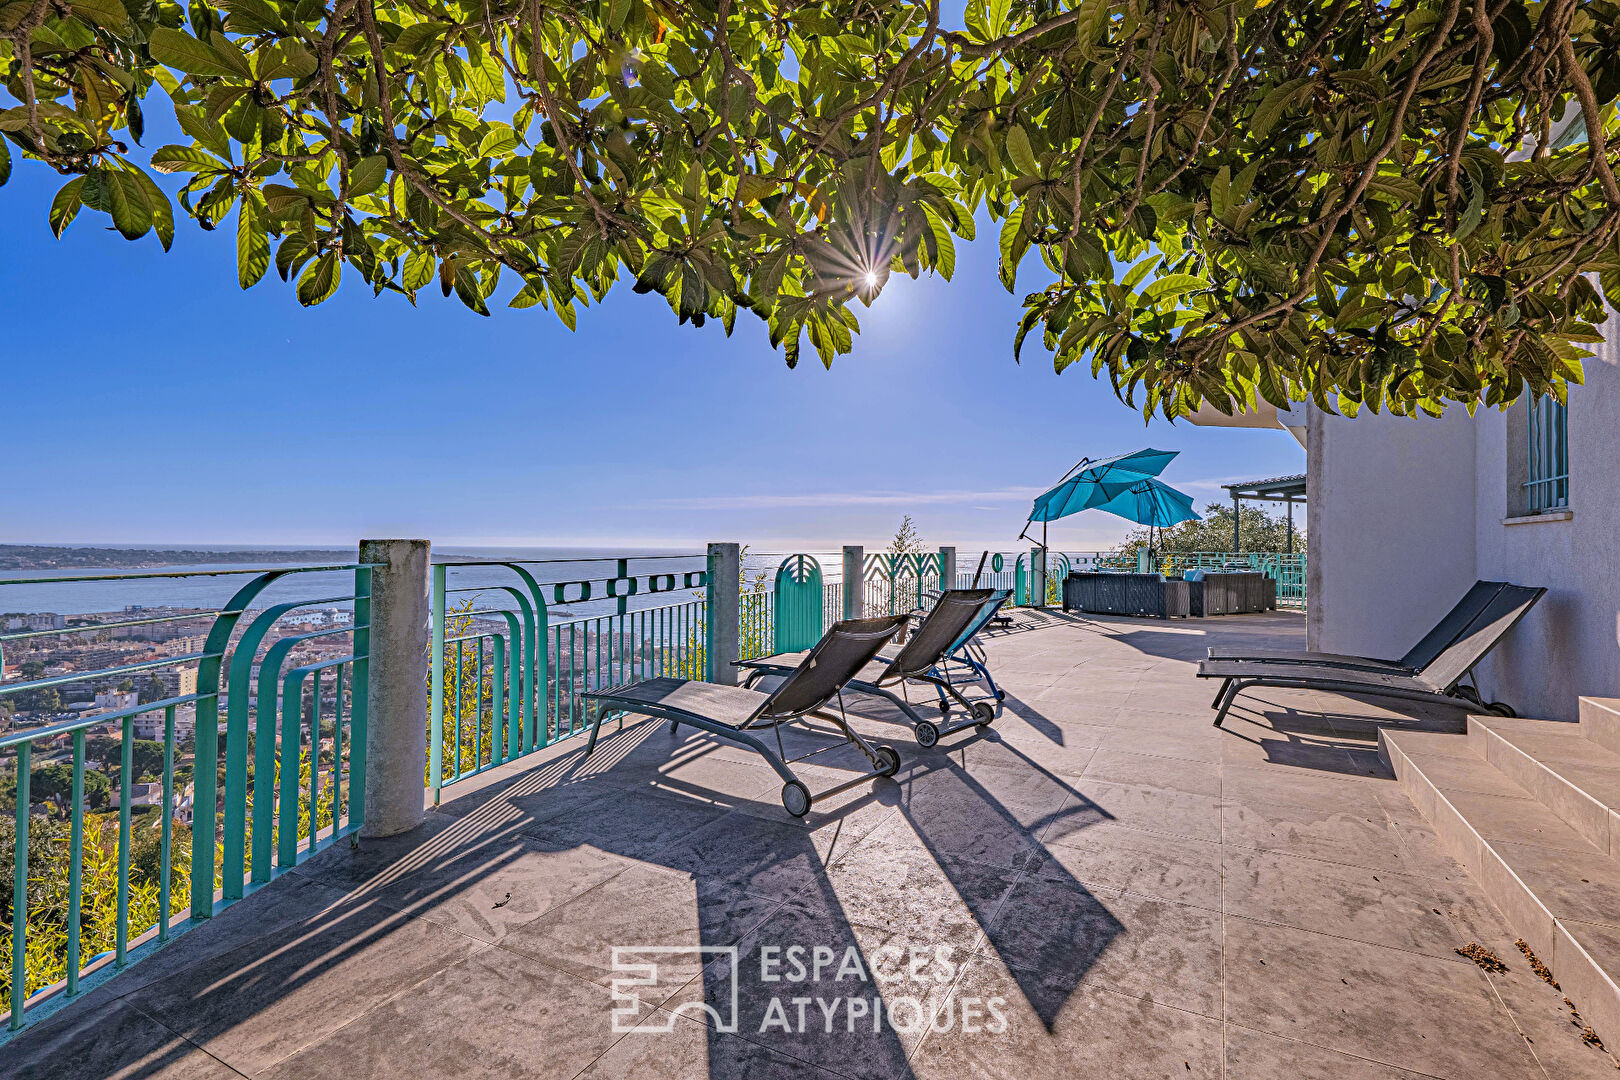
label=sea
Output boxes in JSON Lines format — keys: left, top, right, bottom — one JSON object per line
{"left": 0, "top": 546, "right": 845, "bottom": 622}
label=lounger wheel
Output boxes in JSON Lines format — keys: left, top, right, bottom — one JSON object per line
{"left": 781, "top": 780, "right": 811, "bottom": 818}
{"left": 874, "top": 745, "right": 902, "bottom": 778}
{"left": 1486, "top": 701, "right": 1517, "bottom": 718}
{"left": 914, "top": 720, "right": 940, "bottom": 749}
{"left": 971, "top": 701, "right": 995, "bottom": 725}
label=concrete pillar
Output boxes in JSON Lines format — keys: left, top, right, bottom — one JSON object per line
{"left": 1031, "top": 546, "right": 1047, "bottom": 608}
{"left": 707, "top": 543, "right": 741, "bottom": 685}
{"left": 842, "top": 546, "right": 863, "bottom": 620}
{"left": 359, "top": 539, "right": 430, "bottom": 838}
{"left": 938, "top": 547, "right": 956, "bottom": 593}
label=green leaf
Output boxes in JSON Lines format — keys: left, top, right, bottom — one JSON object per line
{"left": 132, "top": 168, "right": 174, "bottom": 251}
{"left": 1209, "top": 165, "right": 1232, "bottom": 221}
{"left": 48, "top": 177, "right": 85, "bottom": 237}
{"left": 606, "top": 0, "right": 630, "bottom": 32}
{"left": 924, "top": 207, "right": 956, "bottom": 280}
{"left": 237, "top": 191, "right": 269, "bottom": 288}
{"left": 402, "top": 249, "right": 435, "bottom": 292}
{"left": 68, "top": 0, "right": 128, "bottom": 29}
{"left": 150, "top": 144, "right": 225, "bottom": 173}
{"left": 1004, "top": 125, "right": 1038, "bottom": 177}
{"left": 986, "top": 0, "right": 1010, "bottom": 36}
{"left": 1251, "top": 78, "right": 1308, "bottom": 140}
{"left": 348, "top": 155, "right": 388, "bottom": 197}
{"left": 454, "top": 264, "right": 491, "bottom": 315}
{"left": 0, "top": 136, "right": 9, "bottom": 187}
{"left": 297, "top": 251, "right": 341, "bottom": 305}
{"left": 1140, "top": 273, "right": 1207, "bottom": 306}
{"left": 1072, "top": 0, "right": 1109, "bottom": 59}
{"left": 509, "top": 280, "right": 547, "bottom": 309}
{"left": 998, "top": 203, "right": 1026, "bottom": 292}
{"left": 148, "top": 26, "right": 254, "bottom": 79}
{"left": 1120, "top": 255, "right": 1160, "bottom": 293}
{"left": 103, "top": 167, "right": 153, "bottom": 240}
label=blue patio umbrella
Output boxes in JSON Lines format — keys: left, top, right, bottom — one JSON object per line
{"left": 1086, "top": 476, "right": 1201, "bottom": 529}
{"left": 1017, "top": 452, "right": 1199, "bottom": 572}
{"left": 1027, "top": 448, "right": 1180, "bottom": 524}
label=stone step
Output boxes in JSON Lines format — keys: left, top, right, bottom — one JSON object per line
{"left": 1582, "top": 697, "right": 1620, "bottom": 758}
{"left": 1468, "top": 714, "right": 1620, "bottom": 856}
{"left": 1380, "top": 725, "right": 1620, "bottom": 1054}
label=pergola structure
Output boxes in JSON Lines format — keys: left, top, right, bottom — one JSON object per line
{"left": 1223, "top": 473, "right": 1307, "bottom": 553}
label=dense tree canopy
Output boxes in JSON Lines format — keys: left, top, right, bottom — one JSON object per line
{"left": 1121, "top": 502, "right": 1300, "bottom": 555}
{"left": 3, "top": 0, "right": 1618, "bottom": 417}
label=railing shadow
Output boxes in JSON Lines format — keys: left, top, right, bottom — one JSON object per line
{"left": 5, "top": 694, "right": 1136, "bottom": 1079}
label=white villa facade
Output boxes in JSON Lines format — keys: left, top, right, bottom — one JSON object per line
{"left": 1194, "top": 328, "right": 1620, "bottom": 722}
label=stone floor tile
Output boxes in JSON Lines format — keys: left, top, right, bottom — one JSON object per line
{"left": 0, "top": 999, "right": 242, "bottom": 1080}
{"left": 1221, "top": 1024, "right": 1438, "bottom": 1079}
{"left": 1080, "top": 748, "right": 1222, "bottom": 797}
{"left": 1032, "top": 824, "right": 1223, "bottom": 910}
{"left": 124, "top": 899, "right": 486, "bottom": 1074}
{"left": 908, "top": 958, "right": 1226, "bottom": 1080}
{"left": 1222, "top": 848, "right": 1474, "bottom": 958}
{"left": 258, "top": 946, "right": 629, "bottom": 1080}
{"left": 1220, "top": 798, "right": 1415, "bottom": 874}
{"left": 1223, "top": 915, "right": 1543, "bottom": 1079}
{"left": 981, "top": 875, "right": 1223, "bottom": 1017}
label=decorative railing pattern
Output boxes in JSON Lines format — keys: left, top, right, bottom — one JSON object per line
{"left": 3, "top": 539, "right": 1307, "bottom": 1038}
{"left": 1, "top": 564, "right": 373, "bottom": 1031}
{"left": 860, "top": 553, "right": 942, "bottom": 616}
{"left": 428, "top": 556, "right": 712, "bottom": 801}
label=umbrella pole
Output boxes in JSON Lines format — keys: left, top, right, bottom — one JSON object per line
{"left": 1041, "top": 520, "right": 1048, "bottom": 607}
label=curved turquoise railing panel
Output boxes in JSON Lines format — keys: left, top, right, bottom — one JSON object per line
{"left": 1014, "top": 554, "right": 1028, "bottom": 606}
{"left": 773, "top": 554, "right": 824, "bottom": 653}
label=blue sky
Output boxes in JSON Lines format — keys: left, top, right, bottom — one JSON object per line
{"left": 2, "top": 116, "right": 1303, "bottom": 552}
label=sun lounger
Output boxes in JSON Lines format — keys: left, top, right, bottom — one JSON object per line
{"left": 736, "top": 589, "right": 1007, "bottom": 748}
{"left": 1205, "top": 580, "right": 1508, "bottom": 674}
{"left": 582, "top": 614, "right": 909, "bottom": 817}
{"left": 1199, "top": 584, "right": 1544, "bottom": 726}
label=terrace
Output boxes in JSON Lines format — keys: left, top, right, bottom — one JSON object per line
{"left": 0, "top": 547, "right": 1606, "bottom": 1079}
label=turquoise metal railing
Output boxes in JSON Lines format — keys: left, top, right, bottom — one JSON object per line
{"left": 739, "top": 591, "right": 773, "bottom": 662}
{"left": 548, "top": 599, "right": 707, "bottom": 742}
{"left": 1, "top": 563, "right": 373, "bottom": 1035}
{"left": 860, "top": 552, "right": 942, "bottom": 616}
{"left": 772, "top": 555, "right": 824, "bottom": 653}
{"left": 428, "top": 556, "right": 711, "bottom": 801}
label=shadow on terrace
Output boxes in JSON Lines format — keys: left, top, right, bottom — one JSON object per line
{"left": 2, "top": 668, "right": 1133, "bottom": 1080}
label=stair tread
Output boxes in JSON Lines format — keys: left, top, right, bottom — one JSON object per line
{"left": 1492, "top": 840, "right": 1620, "bottom": 929}
{"left": 1442, "top": 786, "right": 1606, "bottom": 855}
{"left": 1386, "top": 728, "right": 1482, "bottom": 760}
{"left": 1387, "top": 730, "right": 1604, "bottom": 856}
{"left": 1560, "top": 917, "right": 1620, "bottom": 982}
{"left": 1402, "top": 748, "right": 1537, "bottom": 800}
{"left": 1474, "top": 714, "right": 1620, "bottom": 810}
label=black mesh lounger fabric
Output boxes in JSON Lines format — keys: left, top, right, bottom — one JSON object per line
{"left": 758, "top": 615, "right": 909, "bottom": 719}
{"left": 877, "top": 589, "right": 997, "bottom": 682}
{"left": 1205, "top": 580, "right": 1507, "bottom": 672}
{"left": 588, "top": 677, "right": 769, "bottom": 729}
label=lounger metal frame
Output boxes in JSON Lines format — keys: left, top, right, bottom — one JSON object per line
{"left": 582, "top": 615, "right": 909, "bottom": 817}
{"left": 1200, "top": 584, "right": 1545, "bottom": 727}
{"left": 736, "top": 590, "right": 1010, "bottom": 748}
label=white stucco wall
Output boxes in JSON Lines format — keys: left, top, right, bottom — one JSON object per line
{"left": 1470, "top": 331, "right": 1620, "bottom": 720}
{"left": 1310, "top": 322, "right": 1620, "bottom": 721}
{"left": 1307, "top": 406, "right": 1479, "bottom": 661}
